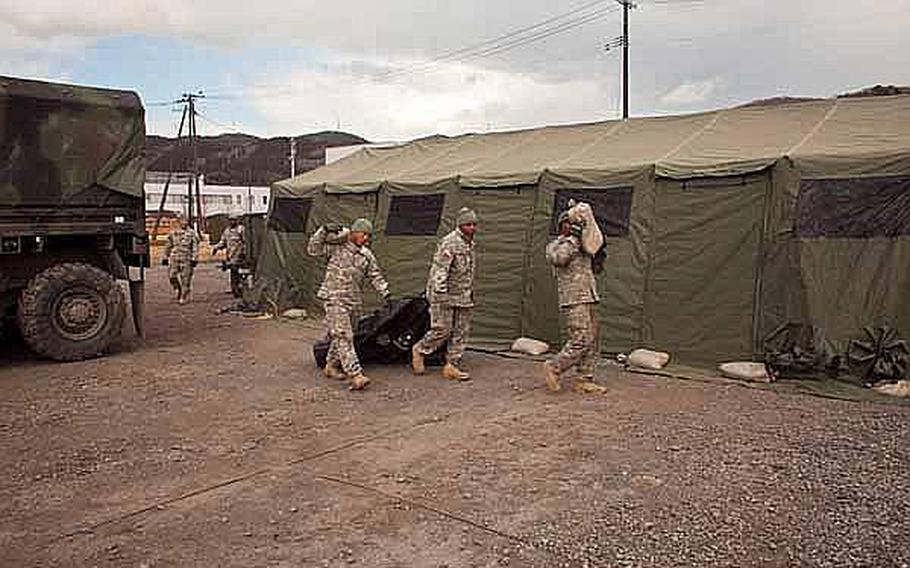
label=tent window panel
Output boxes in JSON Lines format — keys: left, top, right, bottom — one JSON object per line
{"left": 552, "top": 187, "right": 633, "bottom": 237}
{"left": 385, "top": 193, "right": 445, "bottom": 236}
{"left": 797, "top": 176, "right": 910, "bottom": 238}
{"left": 268, "top": 197, "right": 313, "bottom": 232}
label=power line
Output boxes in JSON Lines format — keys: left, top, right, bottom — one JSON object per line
{"left": 448, "top": 5, "right": 621, "bottom": 66}
{"left": 207, "top": 1, "right": 623, "bottom": 99}
{"left": 195, "top": 109, "right": 246, "bottom": 134}
{"left": 369, "top": 2, "right": 620, "bottom": 83}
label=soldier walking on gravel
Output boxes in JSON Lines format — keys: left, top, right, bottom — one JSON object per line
{"left": 212, "top": 214, "right": 246, "bottom": 298}
{"left": 411, "top": 207, "right": 477, "bottom": 381}
{"left": 307, "top": 218, "right": 391, "bottom": 391}
{"left": 542, "top": 208, "right": 607, "bottom": 394}
{"left": 162, "top": 215, "right": 200, "bottom": 305}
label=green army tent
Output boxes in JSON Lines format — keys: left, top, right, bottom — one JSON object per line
{"left": 254, "top": 95, "right": 910, "bottom": 365}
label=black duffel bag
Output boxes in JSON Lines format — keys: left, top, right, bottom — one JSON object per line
{"left": 313, "top": 295, "right": 445, "bottom": 369}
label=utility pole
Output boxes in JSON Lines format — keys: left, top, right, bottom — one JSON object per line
{"left": 619, "top": 1, "right": 635, "bottom": 119}
{"left": 177, "top": 92, "right": 205, "bottom": 233}
{"left": 289, "top": 137, "right": 297, "bottom": 178}
{"left": 604, "top": 2, "right": 635, "bottom": 119}
{"left": 623, "top": 1, "right": 630, "bottom": 119}
{"left": 150, "top": 104, "right": 188, "bottom": 242}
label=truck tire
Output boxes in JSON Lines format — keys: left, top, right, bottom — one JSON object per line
{"left": 17, "top": 263, "right": 126, "bottom": 361}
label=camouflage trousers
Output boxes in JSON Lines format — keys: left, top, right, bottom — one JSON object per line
{"left": 548, "top": 302, "right": 600, "bottom": 378}
{"left": 324, "top": 302, "right": 361, "bottom": 376}
{"left": 228, "top": 267, "right": 243, "bottom": 298}
{"left": 168, "top": 260, "right": 195, "bottom": 301}
{"left": 414, "top": 303, "right": 473, "bottom": 365}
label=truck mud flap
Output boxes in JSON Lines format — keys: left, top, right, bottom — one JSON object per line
{"left": 129, "top": 280, "right": 145, "bottom": 338}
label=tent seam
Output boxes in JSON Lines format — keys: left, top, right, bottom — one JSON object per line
{"left": 463, "top": 129, "right": 549, "bottom": 179}
{"left": 552, "top": 120, "right": 626, "bottom": 169}
{"left": 659, "top": 111, "right": 723, "bottom": 163}
{"left": 785, "top": 99, "right": 840, "bottom": 157}
{"left": 395, "top": 136, "right": 476, "bottom": 180}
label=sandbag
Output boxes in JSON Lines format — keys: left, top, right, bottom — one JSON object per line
{"left": 281, "top": 308, "right": 308, "bottom": 319}
{"left": 566, "top": 200, "right": 604, "bottom": 256}
{"left": 719, "top": 362, "right": 773, "bottom": 383}
{"left": 872, "top": 380, "right": 910, "bottom": 398}
{"left": 510, "top": 337, "right": 550, "bottom": 356}
{"left": 626, "top": 348, "right": 671, "bottom": 370}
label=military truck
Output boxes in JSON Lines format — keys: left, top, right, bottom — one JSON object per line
{"left": 0, "top": 76, "right": 147, "bottom": 360}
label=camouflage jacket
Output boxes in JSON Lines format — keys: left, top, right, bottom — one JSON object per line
{"left": 426, "top": 229, "right": 475, "bottom": 307}
{"left": 307, "top": 226, "right": 389, "bottom": 307}
{"left": 213, "top": 225, "right": 245, "bottom": 265}
{"left": 164, "top": 228, "right": 200, "bottom": 263}
{"left": 546, "top": 235, "right": 599, "bottom": 307}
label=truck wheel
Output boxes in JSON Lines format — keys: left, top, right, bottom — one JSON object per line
{"left": 17, "top": 263, "right": 126, "bottom": 361}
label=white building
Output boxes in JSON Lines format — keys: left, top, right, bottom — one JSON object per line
{"left": 145, "top": 172, "right": 270, "bottom": 217}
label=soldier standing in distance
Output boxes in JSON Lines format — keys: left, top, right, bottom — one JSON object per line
{"left": 212, "top": 214, "right": 246, "bottom": 297}
{"left": 411, "top": 207, "right": 477, "bottom": 381}
{"left": 542, "top": 208, "right": 607, "bottom": 394}
{"left": 307, "top": 218, "right": 391, "bottom": 391}
{"left": 162, "top": 215, "right": 200, "bottom": 305}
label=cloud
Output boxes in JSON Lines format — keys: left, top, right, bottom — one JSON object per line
{"left": 247, "top": 54, "right": 613, "bottom": 140}
{"left": 2, "top": 0, "right": 908, "bottom": 139}
{"left": 0, "top": 1, "right": 193, "bottom": 41}
{"left": 660, "top": 77, "right": 722, "bottom": 107}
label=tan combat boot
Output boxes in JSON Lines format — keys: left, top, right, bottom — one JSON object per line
{"left": 349, "top": 373, "right": 372, "bottom": 391}
{"left": 442, "top": 363, "right": 470, "bottom": 381}
{"left": 542, "top": 361, "right": 562, "bottom": 392}
{"left": 573, "top": 378, "right": 608, "bottom": 395}
{"left": 411, "top": 345, "right": 426, "bottom": 375}
{"left": 323, "top": 362, "right": 346, "bottom": 380}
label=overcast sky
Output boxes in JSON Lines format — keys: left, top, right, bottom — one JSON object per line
{"left": 1, "top": 0, "right": 908, "bottom": 141}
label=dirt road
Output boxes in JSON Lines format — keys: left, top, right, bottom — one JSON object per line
{"left": 1, "top": 265, "right": 909, "bottom": 567}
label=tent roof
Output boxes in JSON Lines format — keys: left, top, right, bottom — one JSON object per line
{"left": 275, "top": 95, "right": 910, "bottom": 196}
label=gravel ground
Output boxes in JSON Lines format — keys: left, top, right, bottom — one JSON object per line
{"left": 1, "top": 264, "right": 908, "bottom": 568}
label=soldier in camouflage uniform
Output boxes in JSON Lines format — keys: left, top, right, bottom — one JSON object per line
{"left": 411, "top": 207, "right": 478, "bottom": 381}
{"left": 212, "top": 214, "right": 246, "bottom": 297}
{"left": 308, "top": 218, "right": 390, "bottom": 391}
{"left": 542, "top": 209, "right": 607, "bottom": 394}
{"left": 162, "top": 215, "right": 200, "bottom": 305}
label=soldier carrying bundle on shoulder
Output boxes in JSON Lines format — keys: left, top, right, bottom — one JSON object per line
{"left": 542, "top": 201, "right": 608, "bottom": 394}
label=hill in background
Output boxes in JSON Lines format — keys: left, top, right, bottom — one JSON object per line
{"left": 146, "top": 131, "right": 368, "bottom": 186}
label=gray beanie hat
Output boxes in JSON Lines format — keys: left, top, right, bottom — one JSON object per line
{"left": 350, "top": 217, "right": 374, "bottom": 233}
{"left": 456, "top": 207, "right": 478, "bottom": 226}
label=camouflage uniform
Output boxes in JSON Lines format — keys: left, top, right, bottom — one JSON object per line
{"left": 213, "top": 223, "right": 246, "bottom": 297}
{"left": 414, "top": 228, "right": 475, "bottom": 366}
{"left": 546, "top": 234, "right": 600, "bottom": 378}
{"left": 307, "top": 226, "right": 390, "bottom": 376}
{"left": 163, "top": 226, "right": 200, "bottom": 303}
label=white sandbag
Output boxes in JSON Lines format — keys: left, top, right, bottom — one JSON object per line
{"left": 281, "top": 308, "right": 308, "bottom": 319}
{"left": 567, "top": 201, "right": 604, "bottom": 256}
{"left": 872, "top": 380, "right": 910, "bottom": 398}
{"left": 718, "top": 362, "right": 772, "bottom": 383}
{"left": 510, "top": 337, "right": 550, "bottom": 356}
{"left": 627, "top": 348, "right": 671, "bottom": 370}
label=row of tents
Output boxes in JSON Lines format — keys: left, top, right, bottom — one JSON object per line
{"left": 249, "top": 94, "right": 910, "bottom": 365}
